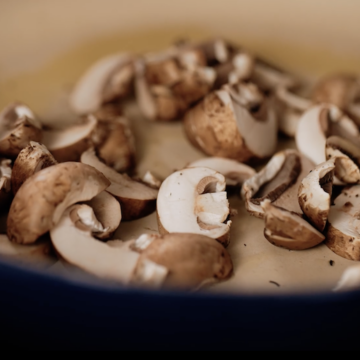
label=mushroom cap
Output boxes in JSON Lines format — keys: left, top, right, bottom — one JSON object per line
{"left": 7, "top": 162, "right": 110, "bottom": 244}
{"left": 81, "top": 148, "right": 158, "bottom": 221}
{"left": 70, "top": 53, "right": 135, "bottom": 115}
{"left": 0, "top": 103, "right": 42, "bottom": 158}
{"left": 184, "top": 83, "right": 278, "bottom": 163}
{"left": 261, "top": 200, "right": 325, "bottom": 251}
{"left": 187, "top": 157, "right": 255, "bottom": 187}
{"left": 296, "top": 104, "right": 360, "bottom": 165}
{"left": 85, "top": 191, "right": 122, "bottom": 240}
{"left": 157, "top": 167, "right": 231, "bottom": 246}
{"left": 326, "top": 136, "right": 360, "bottom": 184}
{"left": 0, "top": 159, "right": 13, "bottom": 210}
{"left": 242, "top": 150, "right": 302, "bottom": 218}
{"left": 11, "top": 142, "right": 57, "bottom": 195}
{"left": 298, "top": 160, "right": 335, "bottom": 232}
{"left": 132, "top": 233, "right": 233, "bottom": 290}
{"left": 326, "top": 185, "right": 360, "bottom": 261}
{"left": 43, "top": 116, "right": 97, "bottom": 163}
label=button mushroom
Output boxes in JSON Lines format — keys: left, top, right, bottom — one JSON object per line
{"left": 187, "top": 157, "right": 255, "bottom": 187}
{"left": 131, "top": 232, "right": 233, "bottom": 290}
{"left": 50, "top": 206, "right": 167, "bottom": 287}
{"left": 42, "top": 116, "right": 97, "bottom": 163}
{"left": 261, "top": 200, "right": 325, "bottom": 251}
{"left": 0, "top": 103, "right": 42, "bottom": 158}
{"left": 157, "top": 167, "right": 232, "bottom": 246}
{"left": 298, "top": 160, "right": 335, "bottom": 232}
{"left": 0, "top": 159, "right": 12, "bottom": 210}
{"left": 313, "top": 74, "right": 360, "bottom": 126}
{"left": 70, "top": 53, "right": 135, "bottom": 115}
{"left": 184, "top": 82, "right": 278, "bottom": 163}
{"left": 242, "top": 150, "right": 307, "bottom": 218}
{"left": 326, "top": 185, "right": 360, "bottom": 261}
{"left": 11, "top": 142, "right": 57, "bottom": 195}
{"left": 81, "top": 148, "right": 158, "bottom": 221}
{"left": 326, "top": 136, "right": 360, "bottom": 184}
{"left": 7, "top": 162, "right": 110, "bottom": 245}
{"left": 296, "top": 104, "right": 360, "bottom": 165}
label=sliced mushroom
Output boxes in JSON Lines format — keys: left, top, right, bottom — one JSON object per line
{"left": 81, "top": 148, "right": 158, "bottom": 221}
{"left": 7, "top": 162, "right": 110, "bottom": 245}
{"left": 0, "top": 159, "right": 12, "bottom": 210}
{"left": 242, "top": 150, "right": 303, "bottom": 218}
{"left": 0, "top": 234, "right": 55, "bottom": 268}
{"left": 184, "top": 82, "right": 277, "bottom": 163}
{"left": 313, "top": 74, "right": 360, "bottom": 126}
{"left": 261, "top": 200, "right": 325, "bottom": 250}
{"left": 51, "top": 205, "right": 168, "bottom": 288}
{"left": 131, "top": 232, "right": 233, "bottom": 290}
{"left": 298, "top": 160, "right": 335, "bottom": 232}
{"left": 334, "top": 265, "right": 360, "bottom": 292}
{"left": 43, "top": 116, "right": 97, "bottom": 163}
{"left": 0, "top": 103, "right": 42, "bottom": 158}
{"left": 251, "top": 58, "right": 298, "bottom": 93}
{"left": 187, "top": 157, "right": 255, "bottom": 187}
{"left": 326, "top": 136, "right": 360, "bottom": 184}
{"left": 84, "top": 191, "right": 122, "bottom": 240}
{"left": 296, "top": 104, "right": 360, "bottom": 165}
{"left": 11, "top": 142, "right": 57, "bottom": 195}
{"left": 274, "top": 86, "right": 312, "bottom": 137}
{"left": 91, "top": 112, "right": 136, "bottom": 173}
{"left": 326, "top": 185, "right": 360, "bottom": 261}
{"left": 70, "top": 53, "right": 135, "bottom": 115}
{"left": 157, "top": 167, "right": 231, "bottom": 246}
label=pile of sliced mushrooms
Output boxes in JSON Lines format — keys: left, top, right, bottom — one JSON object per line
{"left": 1, "top": 38, "right": 360, "bottom": 292}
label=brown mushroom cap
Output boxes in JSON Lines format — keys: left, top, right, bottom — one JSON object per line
{"left": 43, "top": 116, "right": 97, "bottom": 163}
{"left": 326, "top": 185, "right": 360, "bottom": 261}
{"left": 81, "top": 148, "right": 158, "bottom": 221}
{"left": 11, "top": 142, "right": 57, "bottom": 195}
{"left": 242, "top": 150, "right": 303, "bottom": 218}
{"left": 7, "top": 162, "right": 110, "bottom": 245}
{"left": 132, "top": 233, "right": 233, "bottom": 290}
{"left": 184, "top": 82, "right": 277, "bottom": 163}
{"left": 0, "top": 103, "right": 42, "bottom": 158}
{"left": 326, "top": 136, "right": 360, "bottom": 184}
{"left": 0, "top": 159, "right": 12, "bottom": 210}
{"left": 261, "top": 200, "right": 325, "bottom": 251}
{"left": 298, "top": 160, "right": 335, "bottom": 232}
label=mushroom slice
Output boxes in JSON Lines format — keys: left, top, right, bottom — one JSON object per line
{"left": 0, "top": 159, "right": 12, "bottom": 210}
{"left": 251, "top": 58, "right": 298, "bottom": 92}
{"left": 131, "top": 233, "right": 233, "bottom": 290}
{"left": 326, "top": 136, "right": 360, "bottom": 184}
{"left": 187, "top": 157, "right": 255, "bottom": 187}
{"left": 334, "top": 265, "right": 360, "bottom": 292}
{"left": 11, "top": 142, "right": 57, "bottom": 195}
{"left": 298, "top": 160, "right": 335, "bottom": 232}
{"left": 70, "top": 53, "right": 135, "bottom": 115}
{"left": 261, "top": 200, "right": 325, "bottom": 250}
{"left": 157, "top": 167, "right": 232, "bottom": 246}
{"left": 313, "top": 74, "right": 360, "bottom": 126}
{"left": 326, "top": 185, "right": 360, "bottom": 261}
{"left": 275, "top": 87, "right": 312, "bottom": 137}
{"left": 43, "top": 116, "right": 97, "bottom": 163}
{"left": 296, "top": 104, "right": 360, "bottom": 165}
{"left": 91, "top": 113, "right": 136, "bottom": 173}
{"left": 0, "top": 234, "right": 54, "bottom": 268}
{"left": 84, "top": 191, "right": 121, "bottom": 240}
{"left": 81, "top": 148, "right": 158, "bottom": 221}
{"left": 7, "top": 162, "right": 110, "bottom": 245}
{"left": 242, "top": 150, "right": 302, "bottom": 218}
{"left": 0, "top": 103, "right": 42, "bottom": 158}
{"left": 51, "top": 206, "right": 166, "bottom": 287}
{"left": 184, "top": 82, "right": 277, "bottom": 163}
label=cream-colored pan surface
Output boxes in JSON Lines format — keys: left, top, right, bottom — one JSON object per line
{"left": 1, "top": 0, "right": 360, "bottom": 294}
